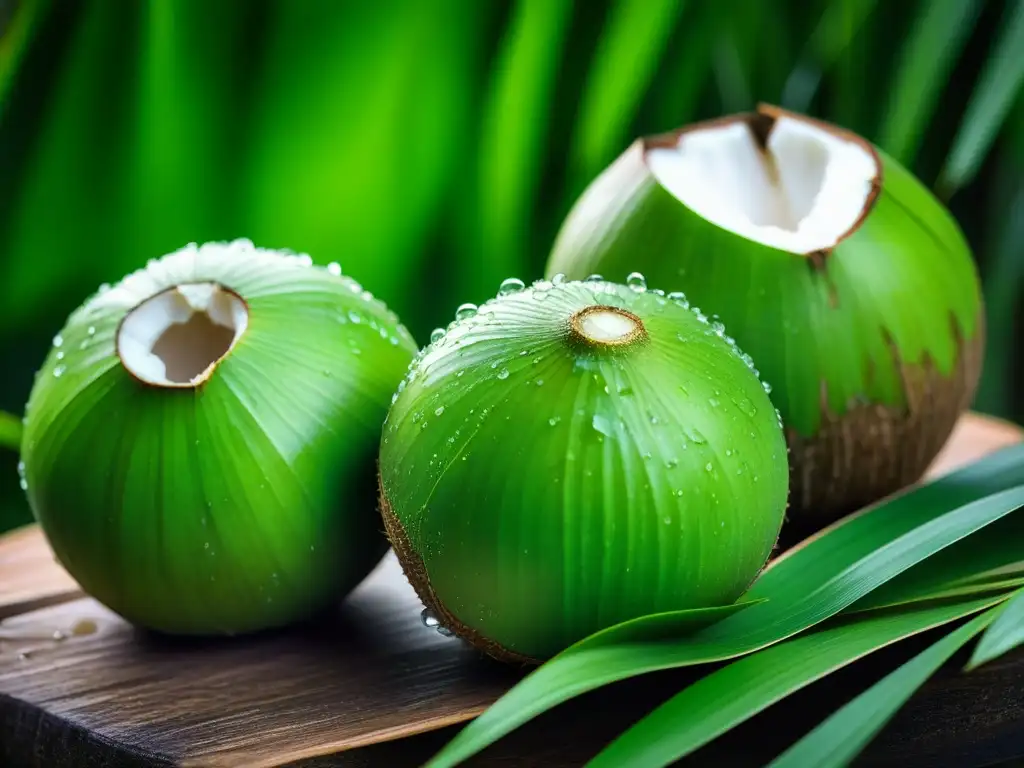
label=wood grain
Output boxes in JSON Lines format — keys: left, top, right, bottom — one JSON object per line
{"left": 0, "top": 524, "right": 80, "bottom": 620}
{"left": 1, "top": 412, "right": 1022, "bottom": 767}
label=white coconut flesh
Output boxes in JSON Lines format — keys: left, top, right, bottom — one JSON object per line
{"left": 117, "top": 282, "right": 249, "bottom": 387}
{"left": 645, "top": 115, "right": 878, "bottom": 254}
{"left": 579, "top": 308, "right": 638, "bottom": 343}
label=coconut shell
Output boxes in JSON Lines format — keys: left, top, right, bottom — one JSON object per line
{"left": 546, "top": 104, "right": 985, "bottom": 528}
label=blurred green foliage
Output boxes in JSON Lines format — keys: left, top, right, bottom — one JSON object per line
{"left": 1, "top": 0, "right": 1023, "bottom": 534}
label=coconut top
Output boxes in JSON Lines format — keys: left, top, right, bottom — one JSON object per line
{"left": 117, "top": 282, "right": 249, "bottom": 387}
{"left": 645, "top": 112, "right": 878, "bottom": 255}
{"left": 379, "top": 276, "right": 791, "bottom": 660}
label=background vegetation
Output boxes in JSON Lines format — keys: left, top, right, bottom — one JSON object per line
{"left": 1, "top": 0, "right": 1022, "bottom": 534}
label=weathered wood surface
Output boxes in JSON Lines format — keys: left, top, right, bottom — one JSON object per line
{"left": 1, "top": 412, "right": 1022, "bottom": 767}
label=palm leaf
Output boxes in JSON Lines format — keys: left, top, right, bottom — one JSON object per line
{"left": 570, "top": 0, "right": 687, "bottom": 181}
{"left": 424, "top": 451, "right": 1024, "bottom": 768}
{"left": 587, "top": 594, "right": 1006, "bottom": 767}
{"left": 876, "top": 0, "right": 983, "bottom": 166}
{"left": 767, "top": 607, "right": 999, "bottom": 767}
{"left": 0, "top": 411, "right": 21, "bottom": 451}
{"left": 780, "top": 0, "right": 882, "bottom": 112}
{"left": 938, "top": 0, "right": 1024, "bottom": 194}
{"left": 966, "top": 586, "right": 1024, "bottom": 670}
{"left": 0, "top": 0, "right": 52, "bottom": 115}
{"left": 461, "top": 0, "right": 575, "bottom": 305}
{"left": 0, "top": 0, "right": 136, "bottom": 325}
{"left": 847, "top": 508, "right": 1024, "bottom": 611}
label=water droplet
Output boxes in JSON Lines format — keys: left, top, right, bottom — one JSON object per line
{"left": 53, "top": 334, "right": 63, "bottom": 348}
{"left": 584, "top": 273, "right": 604, "bottom": 283}
{"left": 429, "top": 328, "right": 445, "bottom": 343}
{"left": 326, "top": 262, "right": 342, "bottom": 276}
{"left": 53, "top": 365, "right": 65, "bottom": 378}
{"left": 736, "top": 397, "right": 757, "bottom": 416}
{"left": 52, "top": 630, "right": 67, "bottom": 641}
{"left": 496, "top": 368, "right": 510, "bottom": 380}
{"left": 71, "top": 619, "right": 97, "bottom": 637}
{"left": 708, "top": 397, "right": 720, "bottom": 408}
{"left": 762, "top": 381, "right": 773, "bottom": 395}
{"left": 348, "top": 311, "right": 362, "bottom": 324}
{"left": 498, "top": 277, "right": 525, "bottom": 296}
{"left": 626, "top": 272, "right": 647, "bottom": 291}
{"left": 548, "top": 416, "right": 561, "bottom": 426}
{"left": 421, "top": 608, "right": 439, "bottom": 628}
{"left": 18, "top": 478, "right": 27, "bottom": 491}
{"left": 434, "top": 406, "right": 445, "bottom": 416}
{"left": 675, "top": 489, "right": 684, "bottom": 497}
{"left": 551, "top": 273, "right": 566, "bottom": 284}
{"left": 87, "top": 326, "right": 96, "bottom": 336}
{"left": 684, "top": 426, "right": 707, "bottom": 444}
{"left": 536, "top": 379, "right": 544, "bottom": 387}
{"left": 666, "top": 458, "right": 678, "bottom": 469}
{"left": 98, "top": 283, "right": 111, "bottom": 294}
{"left": 296, "top": 254, "right": 313, "bottom": 267}
{"left": 725, "top": 449, "right": 733, "bottom": 457}
{"left": 705, "top": 462, "right": 713, "bottom": 472}
{"left": 455, "top": 303, "right": 478, "bottom": 321}
{"left": 664, "top": 516, "right": 672, "bottom": 525}
{"left": 668, "top": 291, "right": 689, "bottom": 308}
{"left": 55, "top": 351, "right": 64, "bottom": 361}
{"left": 649, "top": 414, "right": 660, "bottom": 425}
{"left": 592, "top": 414, "right": 614, "bottom": 436}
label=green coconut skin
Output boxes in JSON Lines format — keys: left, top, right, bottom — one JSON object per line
{"left": 20, "top": 240, "right": 418, "bottom": 636}
{"left": 545, "top": 105, "right": 984, "bottom": 524}
{"left": 378, "top": 277, "right": 789, "bottom": 663}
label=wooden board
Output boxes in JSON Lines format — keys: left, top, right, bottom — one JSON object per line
{"left": 1, "top": 412, "right": 1023, "bottom": 767}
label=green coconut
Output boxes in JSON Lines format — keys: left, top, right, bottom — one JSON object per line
{"left": 378, "top": 275, "right": 789, "bottom": 663}
{"left": 19, "top": 239, "right": 418, "bottom": 635}
{"left": 546, "top": 104, "right": 984, "bottom": 527}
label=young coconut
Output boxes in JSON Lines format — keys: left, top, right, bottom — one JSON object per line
{"left": 378, "top": 274, "right": 789, "bottom": 664}
{"left": 19, "top": 239, "right": 418, "bottom": 636}
{"left": 546, "top": 104, "right": 984, "bottom": 529}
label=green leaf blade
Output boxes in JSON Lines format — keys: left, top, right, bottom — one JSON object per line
{"left": 767, "top": 608, "right": 999, "bottom": 768}
{"left": 425, "top": 452, "right": 1024, "bottom": 768}
{"left": 0, "top": 0, "right": 52, "bottom": 114}
{"left": 587, "top": 594, "right": 1006, "bottom": 768}
{"left": 877, "top": 0, "right": 983, "bottom": 165}
{"left": 464, "top": 0, "right": 575, "bottom": 300}
{"left": 939, "top": 0, "right": 1024, "bottom": 193}
{"left": 780, "top": 0, "right": 882, "bottom": 112}
{"left": 967, "top": 587, "right": 1024, "bottom": 670}
{"left": 0, "top": 411, "right": 22, "bottom": 452}
{"left": 571, "top": 0, "right": 687, "bottom": 179}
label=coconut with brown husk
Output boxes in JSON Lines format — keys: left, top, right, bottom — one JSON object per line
{"left": 545, "top": 104, "right": 984, "bottom": 530}
{"left": 19, "top": 239, "right": 418, "bottom": 635}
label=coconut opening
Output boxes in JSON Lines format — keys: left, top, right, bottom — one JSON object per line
{"left": 117, "top": 282, "right": 248, "bottom": 387}
{"left": 569, "top": 305, "right": 645, "bottom": 348}
{"left": 645, "top": 113, "right": 878, "bottom": 254}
